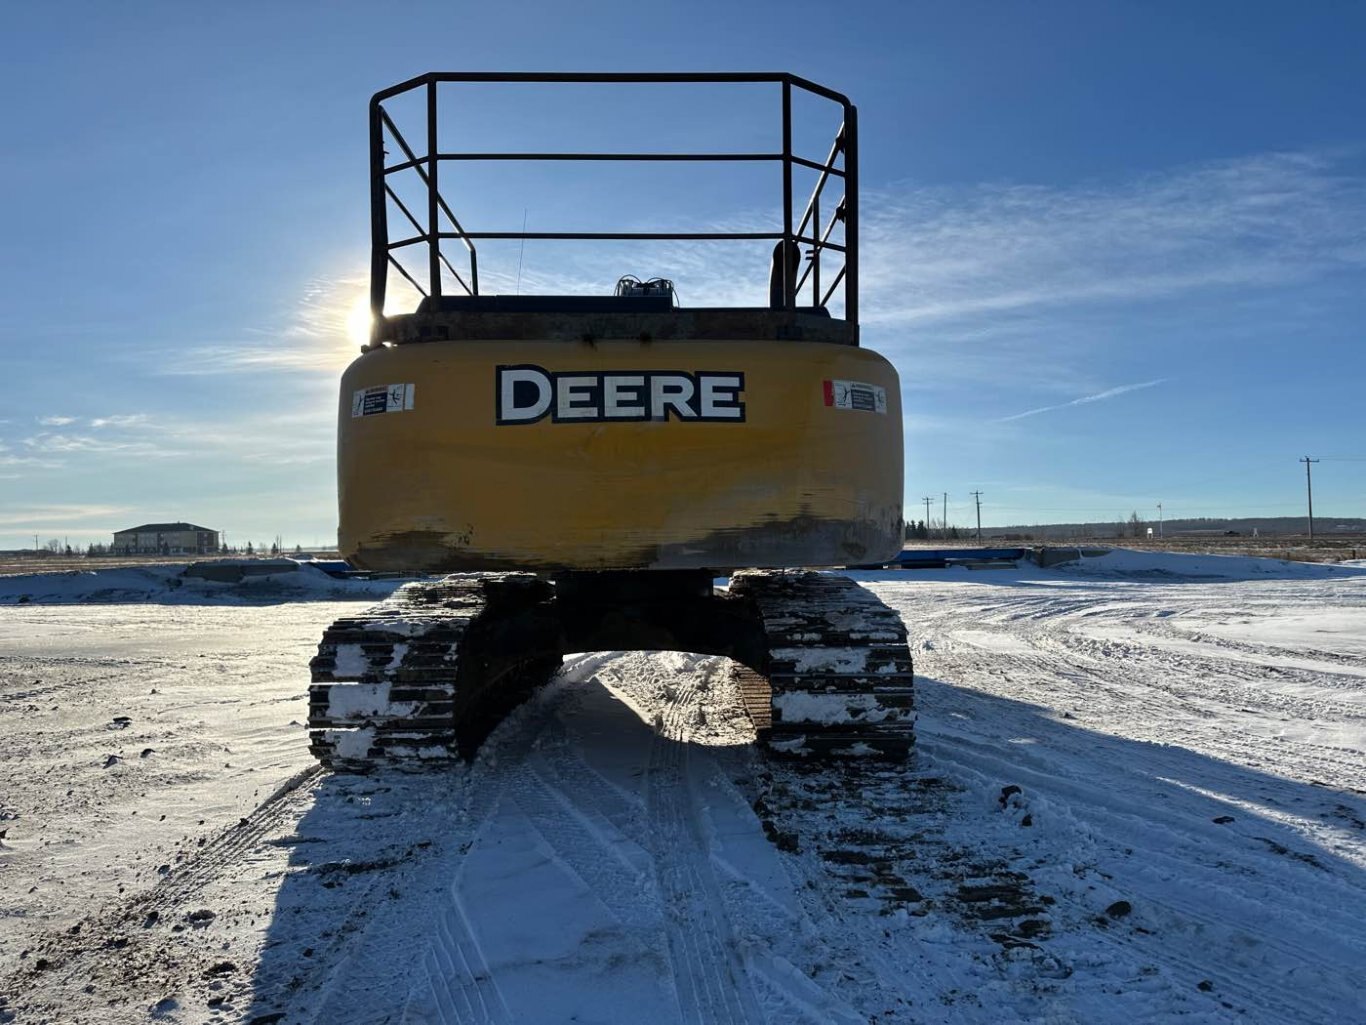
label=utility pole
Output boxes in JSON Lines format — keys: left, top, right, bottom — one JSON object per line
{"left": 922, "top": 496, "right": 932, "bottom": 537}
{"left": 1300, "top": 456, "right": 1319, "bottom": 539}
{"left": 942, "top": 492, "right": 948, "bottom": 539}
{"left": 1156, "top": 502, "right": 1163, "bottom": 539}
{"left": 971, "top": 491, "right": 983, "bottom": 543}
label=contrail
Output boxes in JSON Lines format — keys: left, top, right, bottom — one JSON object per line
{"left": 997, "top": 379, "right": 1165, "bottom": 422}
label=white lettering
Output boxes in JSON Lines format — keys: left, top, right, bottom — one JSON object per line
{"left": 651, "top": 375, "right": 696, "bottom": 421}
{"left": 699, "top": 374, "right": 743, "bottom": 418}
{"left": 555, "top": 375, "right": 598, "bottom": 419}
{"left": 498, "top": 367, "right": 552, "bottom": 423}
{"left": 603, "top": 375, "right": 646, "bottom": 418}
{"left": 496, "top": 366, "right": 745, "bottom": 424}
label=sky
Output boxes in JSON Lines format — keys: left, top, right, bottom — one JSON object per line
{"left": 3, "top": 0, "right": 1365, "bottom": 550}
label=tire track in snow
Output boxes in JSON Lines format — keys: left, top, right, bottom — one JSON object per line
{"left": 259, "top": 771, "right": 494, "bottom": 1025}
{"left": 883, "top": 571, "right": 1366, "bottom": 1024}
{"left": 1048, "top": 627, "right": 1366, "bottom": 721}
{"left": 512, "top": 748, "right": 658, "bottom": 933}
{"left": 1038, "top": 627, "right": 1366, "bottom": 788}
{"left": 1, "top": 764, "right": 327, "bottom": 1023}
{"left": 927, "top": 601, "right": 1366, "bottom": 793}
{"left": 392, "top": 697, "right": 568, "bottom": 1025}
{"left": 136, "top": 764, "right": 324, "bottom": 908}
{"left": 646, "top": 737, "right": 765, "bottom": 1025}
{"left": 637, "top": 655, "right": 766, "bottom": 1025}
{"left": 920, "top": 727, "right": 1363, "bottom": 1024}
{"left": 405, "top": 892, "right": 514, "bottom": 1025}
{"left": 597, "top": 652, "right": 890, "bottom": 1024}
{"left": 287, "top": 686, "right": 567, "bottom": 1025}
{"left": 749, "top": 761, "right": 984, "bottom": 1025}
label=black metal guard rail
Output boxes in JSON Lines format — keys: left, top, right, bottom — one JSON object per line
{"left": 377, "top": 107, "right": 478, "bottom": 295}
{"left": 388, "top": 232, "right": 846, "bottom": 248}
{"left": 368, "top": 72, "right": 857, "bottom": 333}
{"left": 382, "top": 153, "right": 846, "bottom": 174}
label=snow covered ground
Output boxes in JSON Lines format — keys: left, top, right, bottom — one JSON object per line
{"left": 2, "top": 551, "right": 1364, "bottom": 1023}
{"left": 0, "top": 562, "right": 401, "bottom": 606}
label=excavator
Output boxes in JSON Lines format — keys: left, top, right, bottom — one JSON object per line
{"left": 308, "top": 73, "right": 914, "bottom": 770}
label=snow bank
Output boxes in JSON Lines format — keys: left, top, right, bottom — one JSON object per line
{"left": 0, "top": 562, "right": 407, "bottom": 605}
{"left": 1056, "top": 547, "right": 1366, "bottom": 581}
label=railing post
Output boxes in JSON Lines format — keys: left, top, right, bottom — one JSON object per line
{"left": 844, "top": 103, "right": 858, "bottom": 327}
{"left": 426, "top": 79, "right": 441, "bottom": 299}
{"left": 368, "top": 99, "right": 388, "bottom": 337}
{"left": 811, "top": 192, "right": 820, "bottom": 308}
{"left": 781, "top": 79, "right": 794, "bottom": 309}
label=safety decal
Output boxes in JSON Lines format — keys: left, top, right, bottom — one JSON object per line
{"left": 351, "top": 383, "right": 415, "bottom": 418}
{"left": 823, "top": 379, "right": 887, "bottom": 414}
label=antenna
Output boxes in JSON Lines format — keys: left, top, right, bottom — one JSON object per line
{"left": 515, "top": 208, "right": 528, "bottom": 296}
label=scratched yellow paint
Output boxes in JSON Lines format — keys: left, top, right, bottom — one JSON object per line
{"left": 337, "top": 339, "right": 903, "bottom": 572}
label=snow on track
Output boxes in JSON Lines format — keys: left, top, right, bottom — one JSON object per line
{"left": 2, "top": 551, "right": 1365, "bottom": 1023}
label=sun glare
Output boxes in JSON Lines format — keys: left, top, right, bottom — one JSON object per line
{"left": 346, "top": 294, "right": 373, "bottom": 349}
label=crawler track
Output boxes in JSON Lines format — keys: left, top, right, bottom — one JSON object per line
{"left": 732, "top": 571, "right": 916, "bottom": 759}
{"left": 309, "top": 570, "right": 916, "bottom": 770}
{"left": 308, "top": 573, "right": 559, "bottom": 770}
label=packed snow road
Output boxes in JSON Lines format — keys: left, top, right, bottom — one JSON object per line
{"left": 1, "top": 551, "right": 1364, "bottom": 1024}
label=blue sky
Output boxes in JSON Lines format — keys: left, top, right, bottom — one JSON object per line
{"left": 3, "top": 1, "right": 1365, "bottom": 549}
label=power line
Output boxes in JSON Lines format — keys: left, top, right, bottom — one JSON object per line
{"left": 970, "top": 491, "right": 983, "bottom": 543}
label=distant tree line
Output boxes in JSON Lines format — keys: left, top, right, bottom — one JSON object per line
{"left": 977, "top": 515, "right": 1366, "bottom": 541}
{"left": 905, "top": 520, "right": 962, "bottom": 541}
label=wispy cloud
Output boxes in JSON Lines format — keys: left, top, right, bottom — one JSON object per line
{"left": 0, "top": 453, "right": 62, "bottom": 470}
{"left": 149, "top": 410, "right": 333, "bottom": 466}
{"left": 158, "top": 343, "right": 354, "bottom": 375}
{"left": 90, "top": 414, "right": 149, "bottom": 429}
{"left": 861, "top": 152, "right": 1366, "bottom": 333}
{"left": 27, "top": 414, "right": 153, "bottom": 432}
{"left": 23, "top": 432, "right": 173, "bottom": 458}
{"left": 996, "top": 379, "right": 1166, "bottom": 422}
{"left": 147, "top": 151, "right": 1366, "bottom": 391}
{"left": 17, "top": 411, "right": 331, "bottom": 465}
{"left": 503, "top": 151, "right": 1366, "bottom": 334}
{"left": 0, "top": 503, "right": 135, "bottom": 529}
{"left": 159, "top": 273, "right": 374, "bottom": 376}
{"left": 2, "top": 417, "right": 169, "bottom": 474}
{"left": 0, "top": 439, "right": 62, "bottom": 471}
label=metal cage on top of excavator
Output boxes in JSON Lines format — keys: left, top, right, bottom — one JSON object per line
{"left": 365, "top": 72, "right": 860, "bottom": 339}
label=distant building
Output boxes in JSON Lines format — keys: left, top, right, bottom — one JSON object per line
{"left": 112, "top": 522, "right": 220, "bottom": 556}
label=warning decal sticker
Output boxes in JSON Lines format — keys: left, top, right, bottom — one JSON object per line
{"left": 823, "top": 379, "right": 887, "bottom": 414}
{"left": 351, "top": 383, "right": 415, "bottom": 418}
